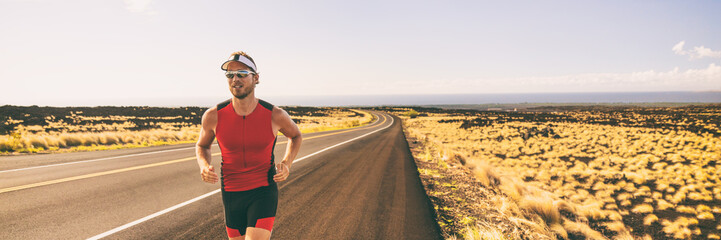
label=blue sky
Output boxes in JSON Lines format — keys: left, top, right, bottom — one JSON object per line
{"left": 1, "top": 0, "right": 720, "bottom": 106}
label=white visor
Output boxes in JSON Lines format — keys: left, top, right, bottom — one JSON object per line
{"left": 221, "top": 54, "right": 257, "bottom": 72}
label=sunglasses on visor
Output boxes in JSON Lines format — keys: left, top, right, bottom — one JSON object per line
{"left": 225, "top": 70, "right": 255, "bottom": 79}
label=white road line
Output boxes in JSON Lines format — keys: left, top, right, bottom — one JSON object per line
{"left": 293, "top": 114, "right": 394, "bottom": 163}
{"left": 86, "top": 189, "right": 221, "bottom": 240}
{"left": 85, "top": 113, "right": 393, "bottom": 240}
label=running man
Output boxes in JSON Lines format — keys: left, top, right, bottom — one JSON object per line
{"left": 195, "top": 51, "right": 302, "bottom": 240}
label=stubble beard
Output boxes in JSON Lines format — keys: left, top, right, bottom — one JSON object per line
{"left": 232, "top": 84, "right": 255, "bottom": 100}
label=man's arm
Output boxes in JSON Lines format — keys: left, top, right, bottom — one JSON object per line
{"left": 196, "top": 107, "right": 218, "bottom": 184}
{"left": 273, "top": 107, "right": 302, "bottom": 182}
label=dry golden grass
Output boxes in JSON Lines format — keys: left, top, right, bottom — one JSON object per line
{"left": 408, "top": 134, "right": 557, "bottom": 239}
{"left": 294, "top": 109, "right": 374, "bottom": 133}
{"left": 393, "top": 107, "right": 721, "bottom": 240}
{"left": 1, "top": 108, "right": 373, "bottom": 154}
{"left": 1, "top": 128, "right": 201, "bottom": 154}
{"left": 452, "top": 223, "right": 511, "bottom": 240}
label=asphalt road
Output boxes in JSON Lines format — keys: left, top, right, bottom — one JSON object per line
{"left": 0, "top": 112, "right": 441, "bottom": 240}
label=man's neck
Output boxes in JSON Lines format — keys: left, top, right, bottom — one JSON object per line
{"left": 231, "top": 94, "right": 258, "bottom": 116}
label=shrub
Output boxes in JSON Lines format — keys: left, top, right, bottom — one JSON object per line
{"left": 631, "top": 204, "right": 654, "bottom": 214}
{"left": 697, "top": 212, "right": 715, "bottom": 220}
{"left": 403, "top": 109, "right": 420, "bottom": 118}
{"left": 643, "top": 214, "right": 658, "bottom": 226}
{"left": 25, "top": 135, "right": 48, "bottom": 149}
{"left": 519, "top": 195, "right": 561, "bottom": 226}
{"left": 0, "top": 136, "right": 17, "bottom": 152}
{"left": 463, "top": 224, "right": 511, "bottom": 240}
{"left": 677, "top": 205, "right": 697, "bottom": 215}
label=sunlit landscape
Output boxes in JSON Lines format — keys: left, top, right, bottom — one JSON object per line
{"left": 2, "top": 102, "right": 720, "bottom": 239}
{"left": 2, "top": 1, "right": 720, "bottom": 238}
{"left": 376, "top": 104, "right": 721, "bottom": 240}
{"left": 0, "top": 105, "right": 373, "bottom": 154}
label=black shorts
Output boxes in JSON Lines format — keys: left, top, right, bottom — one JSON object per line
{"left": 221, "top": 184, "right": 278, "bottom": 237}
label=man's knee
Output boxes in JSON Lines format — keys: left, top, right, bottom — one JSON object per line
{"left": 244, "top": 227, "right": 271, "bottom": 240}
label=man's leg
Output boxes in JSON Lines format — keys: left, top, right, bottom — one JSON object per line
{"left": 244, "top": 185, "right": 277, "bottom": 240}
{"left": 223, "top": 190, "right": 249, "bottom": 240}
{"left": 245, "top": 227, "right": 271, "bottom": 240}
{"left": 227, "top": 226, "right": 245, "bottom": 240}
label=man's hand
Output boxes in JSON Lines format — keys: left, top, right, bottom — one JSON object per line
{"left": 273, "top": 163, "right": 290, "bottom": 182}
{"left": 200, "top": 165, "right": 218, "bottom": 184}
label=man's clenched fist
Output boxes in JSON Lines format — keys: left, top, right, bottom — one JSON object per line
{"left": 201, "top": 165, "right": 218, "bottom": 184}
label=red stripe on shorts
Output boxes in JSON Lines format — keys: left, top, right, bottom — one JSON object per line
{"left": 226, "top": 226, "right": 241, "bottom": 238}
{"left": 255, "top": 217, "right": 275, "bottom": 232}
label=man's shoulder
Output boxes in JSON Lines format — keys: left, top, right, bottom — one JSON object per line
{"left": 202, "top": 106, "right": 219, "bottom": 119}
{"left": 217, "top": 99, "right": 232, "bottom": 110}
{"left": 271, "top": 105, "right": 289, "bottom": 119}
{"left": 259, "top": 99, "right": 274, "bottom": 111}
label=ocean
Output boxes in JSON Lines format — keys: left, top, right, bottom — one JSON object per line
{"left": 262, "top": 91, "right": 721, "bottom": 107}
{"left": 11, "top": 91, "right": 720, "bottom": 107}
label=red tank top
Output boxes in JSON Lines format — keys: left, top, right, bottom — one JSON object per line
{"left": 216, "top": 99, "right": 277, "bottom": 192}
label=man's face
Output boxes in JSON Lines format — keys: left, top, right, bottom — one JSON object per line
{"left": 226, "top": 61, "right": 258, "bottom": 99}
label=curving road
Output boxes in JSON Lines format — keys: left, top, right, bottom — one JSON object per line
{"left": 0, "top": 112, "right": 441, "bottom": 240}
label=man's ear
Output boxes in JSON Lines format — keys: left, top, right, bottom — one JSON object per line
{"left": 254, "top": 73, "right": 260, "bottom": 84}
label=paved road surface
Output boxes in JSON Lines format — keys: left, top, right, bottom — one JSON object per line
{"left": 0, "top": 112, "right": 441, "bottom": 239}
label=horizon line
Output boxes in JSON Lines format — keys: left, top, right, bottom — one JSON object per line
{"left": 3, "top": 91, "right": 720, "bottom": 108}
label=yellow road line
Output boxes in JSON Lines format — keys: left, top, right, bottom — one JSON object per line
{"left": 0, "top": 153, "right": 218, "bottom": 194}
{"left": 0, "top": 113, "right": 388, "bottom": 194}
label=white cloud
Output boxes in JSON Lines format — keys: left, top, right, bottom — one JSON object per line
{"left": 516, "top": 63, "right": 720, "bottom": 91}
{"left": 672, "top": 41, "right": 686, "bottom": 55}
{"left": 672, "top": 40, "right": 721, "bottom": 60}
{"left": 123, "top": 0, "right": 158, "bottom": 15}
{"left": 692, "top": 46, "right": 721, "bottom": 59}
